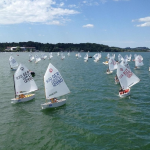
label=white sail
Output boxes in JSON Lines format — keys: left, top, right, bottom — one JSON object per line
{"left": 44, "top": 63, "right": 70, "bottom": 99}
{"left": 43, "top": 54, "right": 47, "bottom": 59}
{"left": 118, "top": 54, "right": 123, "bottom": 62}
{"left": 127, "top": 54, "right": 132, "bottom": 61}
{"left": 107, "top": 53, "right": 110, "bottom": 59}
{"left": 84, "top": 53, "right": 88, "bottom": 61}
{"left": 29, "top": 54, "right": 34, "bottom": 61}
{"left": 108, "top": 57, "right": 117, "bottom": 71}
{"left": 61, "top": 53, "right": 65, "bottom": 59}
{"left": 49, "top": 52, "right": 53, "bottom": 59}
{"left": 117, "top": 62, "right": 140, "bottom": 90}
{"left": 135, "top": 55, "right": 144, "bottom": 67}
{"left": 35, "top": 54, "right": 41, "bottom": 63}
{"left": 9, "top": 56, "right": 18, "bottom": 69}
{"left": 14, "top": 64, "right": 38, "bottom": 95}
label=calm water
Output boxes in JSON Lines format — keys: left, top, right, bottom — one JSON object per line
{"left": 0, "top": 52, "right": 150, "bottom": 150}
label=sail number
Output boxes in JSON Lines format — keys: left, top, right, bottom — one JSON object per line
{"left": 46, "top": 72, "right": 63, "bottom": 87}
{"left": 16, "top": 71, "right": 33, "bottom": 83}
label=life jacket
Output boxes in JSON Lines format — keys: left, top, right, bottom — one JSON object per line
{"left": 120, "top": 92, "right": 123, "bottom": 95}
{"left": 124, "top": 89, "right": 129, "bottom": 93}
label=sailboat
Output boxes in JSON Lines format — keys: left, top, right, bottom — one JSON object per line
{"left": 103, "top": 53, "right": 109, "bottom": 65}
{"left": 106, "top": 57, "right": 117, "bottom": 74}
{"left": 134, "top": 55, "right": 144, "bottom": 69}
{"left": 84, "top": 53, "right": 88, "bottom": 62}
{"left": 67, "top": 52, "right": 70, "bottom": 56}
{"left": 29, "top": 54, "right": 34, "bottom": 62}
{"left": 11, "top": 64, "right": 38, "bottom": 103}
{"left": 61, "top": 53, "right": 65, "bottom": 60}
{"left": 49, "top": 52, "right": 53, "bottom": 59}
{"left": 35, "top": 54, "right": 41, "bottom": 63}
{"left": 9, "top": 56, "right": 19, "bottom": 71}
{"left": 41, "top": 63, "right": 70, "bottom": 109}
{"left": 117, "top": 60, "right": 140, "bottom": 97}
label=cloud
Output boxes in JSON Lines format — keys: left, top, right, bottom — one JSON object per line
{"left": 59, "top": 2, "right": 64, "bottom": 7}
{"left": 0, "top": 0, "right": 79, "bottom": 25}
{"left": 83, "top": 24, "right": 94, "bottom": 28}
{"left": 132, "top": 16, "right": 150, "bottom": 27}
{"left": 68, "top": 4, "right": 77, "bottom": 8}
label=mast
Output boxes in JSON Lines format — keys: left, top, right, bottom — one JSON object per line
{"left": 13, "top": 74, "right": 16, "bottom": 98}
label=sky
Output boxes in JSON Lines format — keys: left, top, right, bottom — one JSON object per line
{"left": 0, "top": 0, "right": 150, "bottom": 48}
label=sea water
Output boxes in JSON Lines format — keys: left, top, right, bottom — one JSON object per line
{"left": 0, "top": 52, "right": 150, "bottom": 150}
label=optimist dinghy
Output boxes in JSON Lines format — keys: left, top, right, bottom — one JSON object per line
{"left": 117, "top": 60, "right": 140, "bottom": 98}
{"left": 11, "top": 64, "right": 38, "bottom": 103}
{"left": 134, "top": 55, "right": 144, "bottom": 69}
{"left": 106, "top": 56, "right": 117, "bottom": 75}
{"left": 9, "top": 56, "right": 18, "bottom": 71}
{"left": 41, "top": 63, "right": 70, "bottom": 109}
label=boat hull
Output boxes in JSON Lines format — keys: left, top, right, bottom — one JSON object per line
{"left": 11, "top": 68, "right": 17, "bottom": 71}
{"left": 11, "top": 94, "right": 35, "bottom": 103}
{"left": 119, "top": 88, "right": 130, "bottom": 98}
{"left": 103, "top": 62, "right": 108, "bottom": 65}
{"left": 94, "top": 59, "right": 99, "bottom": 62}
{"left": 41, "top": 99, "right": 66, "bottom": 109}
{"left": 106, "top": 71, "right": 113, "bottom": 74}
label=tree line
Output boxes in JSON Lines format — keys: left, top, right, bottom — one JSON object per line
{"left": 0, "top": 41, "right": 149, "bottom": 52}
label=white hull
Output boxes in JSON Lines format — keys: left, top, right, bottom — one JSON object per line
{"left": 106, "top": 71, "right": 113, "bottom": 74}
{"left": 94, "top": 59, "right": 99, "bottom": 62}
{"left": 119, "top": 88, "right": 130, "bottom": 98}
{"left": 103, "top": 61, "right": 108, "bottom": 65}
{"left": 11, "top": 94, "right": 35, "bottom": 103}
{"left": 84, "top": 59, "right": 88, "bottom": 62}
{"left": 149, "top": 67, "right": 150, "bottom": 71}
{"left": 41, "top": 99, "right": 66, "bottom": 109}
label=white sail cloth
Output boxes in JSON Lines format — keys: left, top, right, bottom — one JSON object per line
{"left": 9, "top": 56, "right": 18, "bottom": 69}
{"left": 29, "top": 54, "right": 34, "bottom": 61}
{"left": 135, "top": 55, "right": 144, "bottom": 67}
{"left": 108, "top": 57, "right": 118, "bottom": 71}
{"left": 44, "top": 63, "right": 70, "bottom": 99}
{"left": 84, "top": 53, "right": 88, "bottom": 60}
{"left": 35, "top": 54, "right": 41, "bottom": 63}
{"left": 14, "top": 64, "right": 38, "bottom": 95}
{"left": 117, "top": 62, "right": 140, "bottom": 90}
{"left": 49, "top": 52, "right": 53, "bottom": 59}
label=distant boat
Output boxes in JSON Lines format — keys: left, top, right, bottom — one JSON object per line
{"left": 93, "top": 53, "right": 101, "bottom": 62}
{"left": 61, "top": 53, "right": 65, "bottom": 60}
{"left": 84, "top": 53, "right": 88, "bottom": 62}
{"left": 41, "top": 53, "right": 47, "bottom": 60}
{"left": 103, "top": 61, "right": 108, "bottom": 65}
{"left": 11, "top": 64, "right": 38, "bottom": 103}
{"left": 117, "top": 60, "right": 140, "bottom": 98}
{"left": 29, "top": 54, "right": 34, "bottom": 62}
{"left": 9, "top": 56, "right": 18, "bottom": 71}
{"left": 35, "top": 54, "right": 41, "bottom": 63}
{"left": 41, "top": 63, "right": 70, "bottom": 109}
{"left": 49, "top": 52, "right": 53, "bottom": 59}
{"left": 106, "top": 56, "right": 117, "bottom": 74}
{"left": 134, "top": 55, "right": 144, "bottom": 69}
